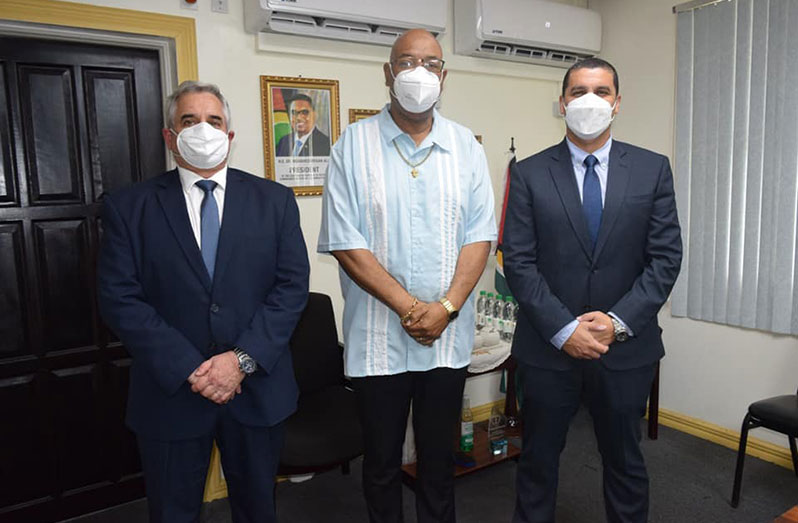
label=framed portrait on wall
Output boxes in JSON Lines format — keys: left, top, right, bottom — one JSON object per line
{"left": 348, "top": 108, "right": 380, "bottom": 124}
{"left": 259, "top": 75, "right": 340, "bottom": 196}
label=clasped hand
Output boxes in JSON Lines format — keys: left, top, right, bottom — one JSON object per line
{"left": 187, "top": 350, "right": 244, "bottom": 404}
{"left": 562, "top": 310, "right": 614, "bottom": 360}
{"left": 402, "top": 301, "right": 449, "bottom": 347}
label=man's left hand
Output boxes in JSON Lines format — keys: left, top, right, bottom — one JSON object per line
{"left": 402, "top": 301, "right": 449, "bottom": 346}
{"left": 577, "top": 311, "right": 615, "bottom": 346}
{"left": 188, "top": 351, "right": 245, "bottom": 404}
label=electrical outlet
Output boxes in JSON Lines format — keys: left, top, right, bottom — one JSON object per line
{"left": 180, "top": 0, "right": 198, "bottom": 10}
{"left": 211, "top": 0, "right": 228, "bottom": 13}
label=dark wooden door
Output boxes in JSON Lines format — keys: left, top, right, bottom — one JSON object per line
{"left": 0, "top": 36, "right": 164, "bottom": 522}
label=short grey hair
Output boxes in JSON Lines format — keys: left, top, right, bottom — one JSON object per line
{"left": 164, "top": 80, "right": 232, "bottom": 129}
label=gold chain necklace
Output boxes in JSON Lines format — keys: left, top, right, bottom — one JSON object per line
{"left": 393, "top": 140, "right": 433, "bottom": 178}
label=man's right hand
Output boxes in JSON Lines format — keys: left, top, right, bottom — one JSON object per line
{"left": 562, "top": 322, "right": 609, "bottom": 360}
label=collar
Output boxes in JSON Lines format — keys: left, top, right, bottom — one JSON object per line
{"left": 378, "top": 103, "right": 453, "bottom": 152}
{"left": 565, "top": 136, "right": 613, "bottom": 168}
{"left": 294, "top": 126, "right": 316, "bottom": 144}
{"left": 178, "top": 165, "right": 228, "bottom": 194}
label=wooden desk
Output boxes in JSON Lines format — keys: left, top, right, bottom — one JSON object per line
{"left": 401, "top": 421, "right": 521, "bottom": 486}
{"left": 775, "top": 505, "right": 798, "bottom": 523}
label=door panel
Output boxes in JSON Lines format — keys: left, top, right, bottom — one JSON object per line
{"left": 0, "top": 61, "right": 16, "bottom": 206}
{"left": 18, "top": 65, "right": 82, "bottom": 204}
{"left": 0, "top": 35, "right": 164, "bottom": 522}
{"left": 84, "top": 68, "right": 141, "bottom": 200}
{"left": 0, "top": 222, "right": 27, "bottom": 355}
{"left": 33, "top": 219, "right": 93, "bottom": 352}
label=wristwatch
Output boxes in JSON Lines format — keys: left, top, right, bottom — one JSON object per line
{"left": 438, "top": 296, "right": 459, "bottom": 322}
{"left": 610, "top": 317, "right": 629, "bottom": 343}
{"left": 233, "top": 347, "right": 257, "bottom": 375}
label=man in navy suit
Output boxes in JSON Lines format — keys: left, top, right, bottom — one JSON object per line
{"left": 503, "top": 59, "right": 682, "bottom": 523}
{"left": 97, "top": 81, "right": 309, "bottom": 523}
{"left": 275, "top": 94, "right": 331, "bottom": 157}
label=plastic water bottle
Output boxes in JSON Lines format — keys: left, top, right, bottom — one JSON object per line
{"left": 502, "top": 296, "right": 516, "bottom": 341}
{"left": 476, "top": 290, "right": 487, "bottom": 330}
{"left": 485, "top": 293, "right": 495, "bottom": 321}
{"left": 460, "top": 394, "right": 474, "bottom": 453}
{"left": 493, "top": 294, "right": 504, "bottom": 320}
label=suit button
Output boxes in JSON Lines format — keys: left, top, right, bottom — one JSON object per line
{"left": 592, "top": 269, "right": 598, "bottom": 274}
{"left": 210, "top": 303, "right": 220, "bottom": 313}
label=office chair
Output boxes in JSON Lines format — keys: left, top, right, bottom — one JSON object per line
{"left": 279, "top": 292, "right": 363, "bottom": 477}
{"left": 731, "top": 387, "right": 798, "bottom": 507}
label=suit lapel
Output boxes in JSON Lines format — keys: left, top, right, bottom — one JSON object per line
{"left": 212, "top": 169, "right": 245, "bottom": 286}
{"left": 156, "top": 170, "right": 212, "bottom": 292}
{"left": 593, "top": 142, "right": 631, "bottom": 260}
{"left": 549, "top": 140, "right": 594, "bottom": 260}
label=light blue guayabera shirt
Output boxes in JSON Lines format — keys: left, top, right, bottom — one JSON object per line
{"left": 550, "top": 136, "right": 633, "bottom": 349}
{"left": 317, "top": 105, "right": 497, "bottom": 377}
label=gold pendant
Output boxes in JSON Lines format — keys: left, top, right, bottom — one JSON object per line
{"left": 411, "top": 168, "right": 418, "bottom": 178}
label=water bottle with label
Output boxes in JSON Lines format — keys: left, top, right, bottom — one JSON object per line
{"left": 460, "top": 394, "right": 474, "bottom": 453}
{"left": 475, "top": 290, "right": 487, "bottom": 330}
{"left": 493, "top": 294, "right": 504, "bottom": 320}
{"left": 485, "top": 293, "right": 495, "bottom": 321}
{"left": 502, "top": 296, "right": 516, "bottom": 341}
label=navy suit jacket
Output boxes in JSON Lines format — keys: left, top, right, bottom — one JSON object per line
{"left": 98, "top": 168, "right": 310, "bottom": 440}
{"left": 276, "top": 127, "right": 331, "bottom": 157}
{"left": 503, "top": 139, "right": 682, "bottom": 371}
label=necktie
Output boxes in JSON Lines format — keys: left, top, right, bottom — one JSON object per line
{"left": 582, "top": 154, "right": 602, "bottom": 249}
{"left": 196, "top": 180, "right": 220, "bottom": 279}
{"left": 293, "top": 137, "right": 304, "bottom": 156}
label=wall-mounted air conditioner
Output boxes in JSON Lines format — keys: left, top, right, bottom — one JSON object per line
{"left": 244, "top": 0, "right": 447, "bottom": 47}
{"left": 454, "top": 0, "right": 601, "bottom": 68}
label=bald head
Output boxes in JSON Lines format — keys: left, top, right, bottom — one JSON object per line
{"left": 390, "top": 29, "right": 442, "bottom": 62}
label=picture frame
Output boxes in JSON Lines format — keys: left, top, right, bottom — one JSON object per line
{"left": 348, "top": 108, "right": 381, "bottom": 124}
{"left": 259, "top": 75, "right": 340, "bottom": 196}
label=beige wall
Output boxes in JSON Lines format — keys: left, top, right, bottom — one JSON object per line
{"left": 56, "top": 0, "right": 797, "bottom": 447}
{"left": 591, "top": 0, "right": 797, "bottom": 448}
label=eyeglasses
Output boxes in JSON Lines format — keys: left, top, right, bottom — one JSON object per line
{"left": 291, "top": 109, "right": 311, "bottom": 118}
{"left": 392, "top": 57, "right": 445, "bottom": 74}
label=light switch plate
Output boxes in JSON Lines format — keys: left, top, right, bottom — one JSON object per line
{"left": 211, "top": 0, "right": 229, "bottom": 13}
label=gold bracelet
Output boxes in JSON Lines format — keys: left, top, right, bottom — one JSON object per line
{"left": 400, "top": 297, "right": 418, "bottom": 323}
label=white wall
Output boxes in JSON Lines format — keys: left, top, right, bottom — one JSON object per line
{"left": 591, "top": 0, "right": 798, "bottom": 447}
{"left": 65, "top": 0, "right": 580, "bottom": 407}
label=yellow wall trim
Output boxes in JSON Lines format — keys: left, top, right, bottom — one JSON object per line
{"left": 658, "top": 407, "right": 794, "bottom": 470}
{"left": 0, "top": 0, "right": 198, "bottom": 82}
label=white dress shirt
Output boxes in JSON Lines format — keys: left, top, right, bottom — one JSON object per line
{"left": 177, "top": 166, "right": 227, "bottom": 248}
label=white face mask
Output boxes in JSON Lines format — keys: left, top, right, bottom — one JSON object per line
{"left": 390, "top": 66, "right": 441, "bottom": 114}
{"left": 563, "top": 92, "right": 617, "bottom": 141}
{"left": 172, "top": 122, "right": 230, "bottom": 170}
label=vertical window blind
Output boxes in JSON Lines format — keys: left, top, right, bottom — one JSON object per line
{"left": 671, "top": 0, "right": 798, "bottom": 335}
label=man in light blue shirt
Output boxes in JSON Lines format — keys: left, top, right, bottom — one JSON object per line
{"left": 318, "top": 29, "right": 496, "bottom": 523}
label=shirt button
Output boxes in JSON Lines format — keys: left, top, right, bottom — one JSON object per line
{"left": 210, "top": 303, "right": 220, "bottom": 313}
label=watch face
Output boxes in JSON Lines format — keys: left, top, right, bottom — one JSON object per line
{"left": 240, "top": 356, "right": 257, "bottom": 375}
{"left": 449, "top": 310, "right": 459, "bottom": 321}
{"left": 615, "top": 331, "right": 629, "bottom": 343}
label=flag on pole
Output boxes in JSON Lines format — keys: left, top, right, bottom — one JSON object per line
{"left": 494, "top": 144, "right": 516, "bottom": 297}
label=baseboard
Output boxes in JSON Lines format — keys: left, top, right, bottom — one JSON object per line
{"left": 657, "top": 408, "right": 794, "bottom": 470}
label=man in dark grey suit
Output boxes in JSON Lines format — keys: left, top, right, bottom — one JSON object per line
{"left": 276, "top": 94, "right": 331, "bottom": 157}
{"left": 503, "top": 58, "right": 682, "bottom": 523}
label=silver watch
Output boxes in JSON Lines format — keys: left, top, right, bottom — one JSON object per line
{"left": 233, "top": 347, "right": 257, "bottom": 375}
{"left": 610, "top": 317, "right": 629, "bottom": 343}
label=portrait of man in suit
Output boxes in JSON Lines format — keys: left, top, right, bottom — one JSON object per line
{"left": 503, "top": 58, "right": 682, "bottom": 523}
{"left": 97, "top": 81, "right": 309, "bottom": 523}
{"left": 276, "top": 93, "right": 331, "bottom": 158}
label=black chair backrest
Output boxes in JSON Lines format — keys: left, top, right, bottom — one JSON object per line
{"left": 288, "top": 292, "right": 344, "bottom": 395}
